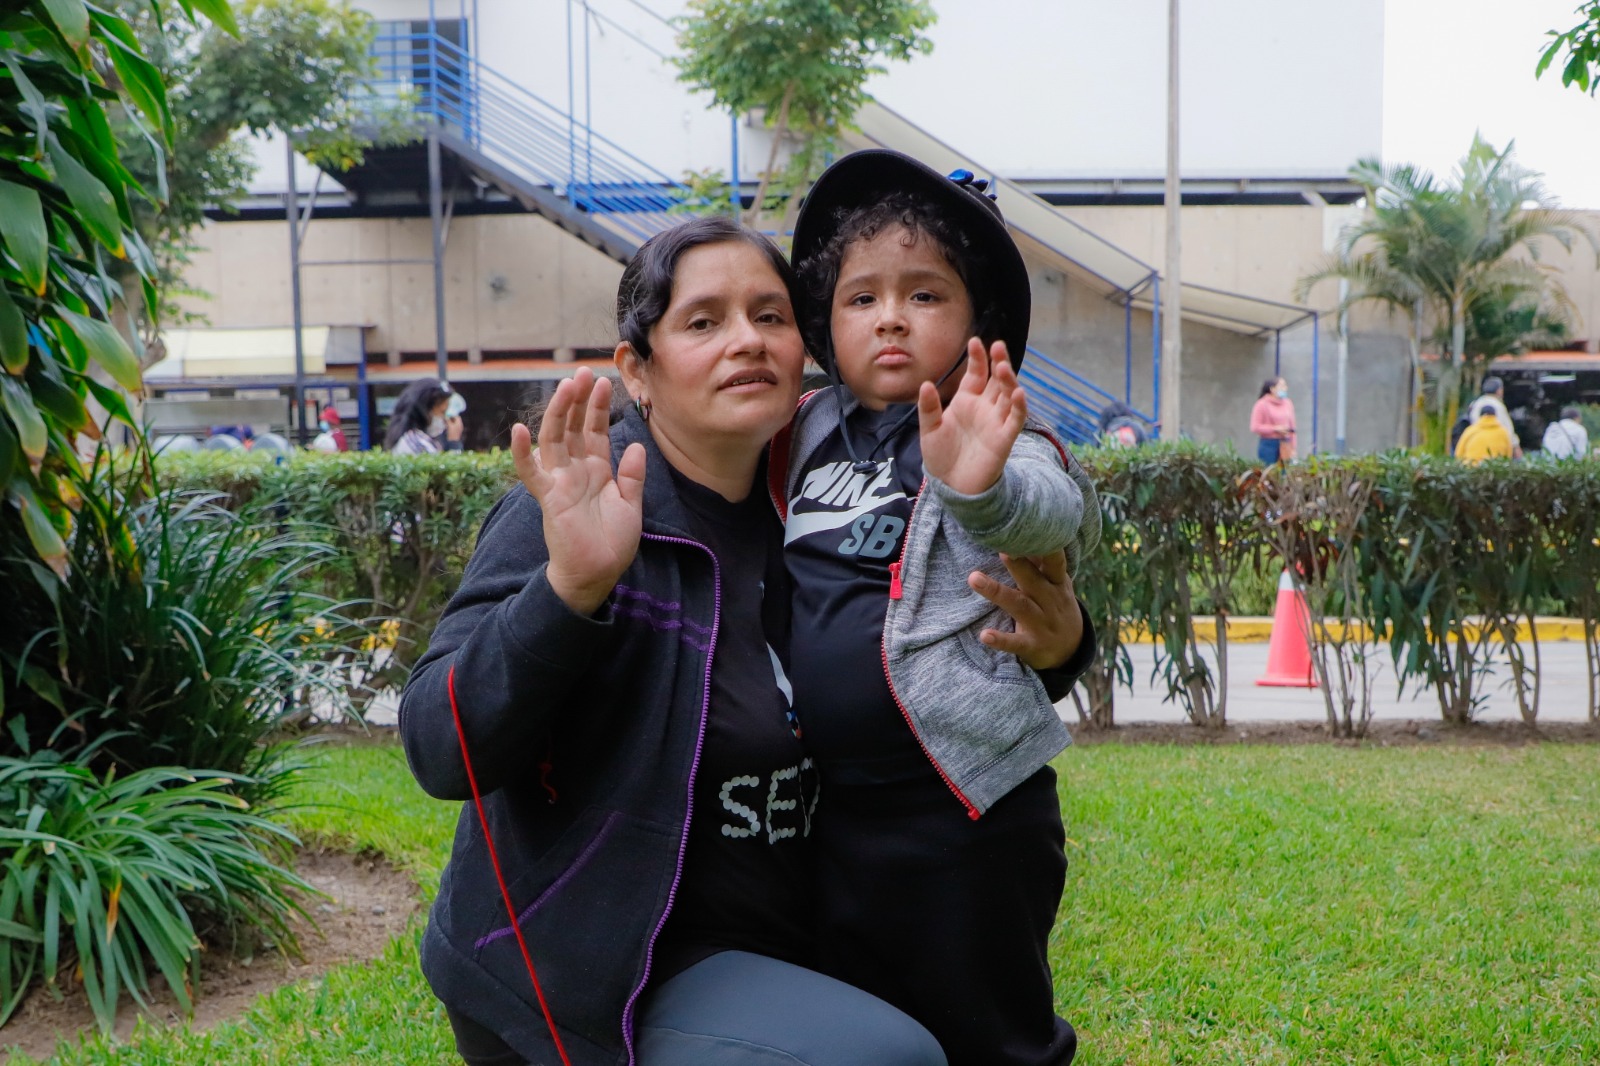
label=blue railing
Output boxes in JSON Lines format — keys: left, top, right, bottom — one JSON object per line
{"left": 371, "top": 28, "right": 1149, "bottom": 438}
{"left": 1020, "top": 346, "right": 1153, "bottom": 446}
{"left": 371, "top": 28, "right": 706, "bottom": 245}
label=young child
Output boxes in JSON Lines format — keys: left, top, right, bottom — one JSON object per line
{"left": 770, "top": 149, "right": 1101, "bottom": 1065}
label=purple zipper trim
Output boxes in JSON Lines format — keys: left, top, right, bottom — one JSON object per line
{"left": 619, "top": 532, "right": 720, "bottom": 1065}
{"left": 612, "top": 604, "right": 712, "bottom": 652}
{"left": 613, "top": 585, "right": 714, "bottom": 638}
{"left": 473, "top": 811, "right": 622, "bottom": 951}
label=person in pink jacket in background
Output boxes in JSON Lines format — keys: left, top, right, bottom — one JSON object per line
{"left": 1250, "top": 376, "right": 1297, "bottom": 465}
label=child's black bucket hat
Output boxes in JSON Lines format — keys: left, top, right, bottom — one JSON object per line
{"left": 791, "top": 148, "right": 1032, "bottom": 372}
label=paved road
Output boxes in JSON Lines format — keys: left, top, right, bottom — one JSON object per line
{"left": 361, "top": 641, "right": 1596, "bottom": 728}
{"left": 1083, "top": 641, "right": 1595, "bottom": 725}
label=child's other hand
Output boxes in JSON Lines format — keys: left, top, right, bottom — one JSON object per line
{"left": 918, "top": 337, "right": 1027, "bottom": 496}
{"left": 969, "top": 551, "right": 1085, "bottom": 670}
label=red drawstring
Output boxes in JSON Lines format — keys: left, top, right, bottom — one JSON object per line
{"left": 447, "top": 665, "right": 574, "bottom": 1066}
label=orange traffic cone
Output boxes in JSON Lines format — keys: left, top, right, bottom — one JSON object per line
{"left": 1256, "top": 569, "right": 1317, "bottom": 688}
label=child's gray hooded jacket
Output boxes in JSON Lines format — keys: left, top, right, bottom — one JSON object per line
{"left": 769, "top": 387, "right": 1102, "bottom": 817}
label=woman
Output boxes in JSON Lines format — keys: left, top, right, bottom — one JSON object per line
{"left": 399, "top": 218, "right": 1088, "bottom": 1066}
{"left": 386, "top": 378, "right": 465, "bottom": 453}
{"left": 1250, "top": 376, "right": 1296, "bottom": 465}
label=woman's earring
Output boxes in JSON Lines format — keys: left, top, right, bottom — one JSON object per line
{"left": 633, "top": 397, "right": 652, "bottom": 422}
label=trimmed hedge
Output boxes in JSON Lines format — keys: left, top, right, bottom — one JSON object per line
{"left": 159, "top": 446, "right": 1600, "bottom": 730}
{"left": 158, "top": 451, "right": 514, "bottom": 703}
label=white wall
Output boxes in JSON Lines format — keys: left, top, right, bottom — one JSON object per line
{"left": 244, "top": 0, "right": 1384, "bottom": 193}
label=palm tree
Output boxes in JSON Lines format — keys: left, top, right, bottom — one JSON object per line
{"left": 1297, "top": 136, "right": 1596, "bottom": 452}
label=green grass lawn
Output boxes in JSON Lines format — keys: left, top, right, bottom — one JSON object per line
{"left": 17, "top": 740, "right": 1600, "bottom": 1064}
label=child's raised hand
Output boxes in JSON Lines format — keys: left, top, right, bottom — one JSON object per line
{"left": 917, "top": 337, "right": 1028, "bottom": 495}
{"left": 511, "top": 368, "right": 646, "bottom": 615}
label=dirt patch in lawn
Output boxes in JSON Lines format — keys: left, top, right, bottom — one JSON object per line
{"left": 1069, "top": 717, "right": 1600, "bottom": 747}
{"left": 0, "top": 849, "right": 419, "bottom": 1064}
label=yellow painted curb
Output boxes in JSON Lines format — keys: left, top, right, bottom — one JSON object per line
{"left": 1119, "top": 618, "right": 1588, "bottom": 644}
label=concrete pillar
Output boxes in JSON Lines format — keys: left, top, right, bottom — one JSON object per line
{"left": 554, "top": 346, "right": 577, "bottom": 363}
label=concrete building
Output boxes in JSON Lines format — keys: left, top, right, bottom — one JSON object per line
{"left": 166, "top": 0, "right": 1591, "bottom": 454}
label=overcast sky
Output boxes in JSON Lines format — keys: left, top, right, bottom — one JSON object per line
{"left": 1385, "top": 0, "right": 1600, "bottom": 208}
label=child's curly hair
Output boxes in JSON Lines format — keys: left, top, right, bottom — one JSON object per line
{"left": 795, "top": 191, "right": 1006, "bottom": 371}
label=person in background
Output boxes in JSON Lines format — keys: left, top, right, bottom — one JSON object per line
{"left": 1454, "top": 406, "right": 1516, "bottom": 464}
{"left": 1541, "top": 406, "right": 1590, "bottom": 459}
{"left": 1249, "top": 377, "right": 1296, "bottom": 465}
{"left": 1467, "top": 376, "right": 1522, "bottom": 457}
{"left": 312, "top": 406, "right": 349, "bottom": 453}
{"left": 386, "top": 378, "right": 465, "bottom": 454}
{"left": 1096, "top": 400, "right": 1150, "bottom": 447}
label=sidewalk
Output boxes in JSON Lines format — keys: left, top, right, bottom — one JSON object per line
{"left": 361, "top": 638, "right": 1596, "bottom": 728}
{"left": 1091, "top": 641, "right": 1594, "bottom": 725}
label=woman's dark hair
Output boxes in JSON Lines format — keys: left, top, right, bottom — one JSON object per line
{"left": 1259, "top": 377, "right": 1284, "bottom": 398}
{"left": 616, "top": 216, "right": 800, "bottom": 360}
{"left": 795, "top": 191, "right": 999, "bottom": 370}
{"left": 385, "top": 377, "right": 451, "bottom": 449}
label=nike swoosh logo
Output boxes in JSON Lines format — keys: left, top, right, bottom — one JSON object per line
{"left": 784, "top": 491, "right": 908, "bottom": 544}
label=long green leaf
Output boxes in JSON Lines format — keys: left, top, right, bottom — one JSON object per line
{"left": 1, "top": 55, "right": 51, "bottom": 157}
{"left": 0, "top": 286, "right": 27, "bottom": 374}
{"left": 58, "top": 308, "right": 140, "bottom": 391}
{"left": 39, "top": 0, "right": 92, "bottom": 50}
{"left": 27, "top": 363, "right": 94, "bottom": 434}
{"left": 182, "top": 0, "right": 240, "bottom": 37}
{"left": 0, "top": 181, "right": 49, "bottom": 294}
{"left": 75, "top": 371, "right": 136, "bottom": 428}
{"left": 7, "top": 479, "right": 68, "bottom": 576}
{"left": 0, "top": 376, "right": 47, "bottom": 467}
{"left": 47, "top": 137, "right": 124, "bottom": 257}
{"left": 102, "top": 36, "right": 173, "bottom": 145}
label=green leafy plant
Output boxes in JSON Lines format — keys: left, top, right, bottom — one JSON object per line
{"left": 1297, "top": 138, "right": 1595, "bottom": 452}
{"left": 0, "top": 754, "right": 313, "bottom": 1033}
{"left": 1252, "top": 456, "right": 1383, "bottom": 738}
{"left": 674, "top": 0, "right": 936, "bottom": 234}
{"left": 112, "top": 0, "right": 413, "bottom": 345}
{"left": 155, "top": 449, "right": 514, "bottom": 695}
{"left": 1, "top": 449, "right": 370, "bottom": 795}
{"left": 1069, "top": 454, "right": 1148, "bottom": 729}
{"left": 1098, "top": 442, "right": 1259, "bottom": 729}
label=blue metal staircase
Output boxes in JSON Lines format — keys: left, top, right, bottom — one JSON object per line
{"left": 363, "top": 26, "right": 706, "bottom": 261}
{"left": 360, "top": 26, "right": 1129, "bottom": 446}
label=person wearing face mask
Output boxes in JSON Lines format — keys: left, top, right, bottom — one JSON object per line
{"left": 1250, "top": 377, "right": 1297, "bottom": 465}
{"left": 386, "top": 378, "right": 466, "bottom": 454}
{"left": 311, "top": 406, "right": 349, "bottom": 453}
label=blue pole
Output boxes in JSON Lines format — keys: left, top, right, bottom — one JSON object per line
{"left": 1124, "top": 296, "right": 1132, "bottom": 403}
{"left": 427, "top": 0, "right": 438, "bottom": 119}
{"left": 357, "top": 354, "right": 370, "bottom": 450}
{"left": 1274, "top": 329, "right": 1281, "bottom": 377}
{"left": 1311, "top": 312, "right": 1321, "bottom": 454}
{"left": 730, "top": 113, "right": 740, "bottom": 216}
{"left": 566, "top": 0, "right": 575, "bottom": 196}
{"left": 584, "top": 2, "right": 592, "bottom": 209}
{"left": 1151, "top": 275, "right": 1162, "bottom": 435}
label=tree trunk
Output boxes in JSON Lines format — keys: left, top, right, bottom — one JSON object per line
{"left": 1443, "top": 291, "right": 1466, "bottom": 443}
{"left": 745, "top": 83, "right": 794, "bottom": 228}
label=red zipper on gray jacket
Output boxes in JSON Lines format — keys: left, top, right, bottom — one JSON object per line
{"left": 620, "top": 532, "right": 720, "bottom": 1063}
{"left": 881, "top": 479, "right": 981, "bottom": 821}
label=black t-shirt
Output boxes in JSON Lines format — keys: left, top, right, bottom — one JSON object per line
{"left": 650, "top": 464, "right": 819, "bottom": 981}
{"left": 785, "top": 405, "right": 928, "bottom": 770}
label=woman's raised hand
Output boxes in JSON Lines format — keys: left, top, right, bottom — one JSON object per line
{"left": 511, "top": 369, "right": 647, "bottom": 615}
{"left": 918, "top": 337, "right": 1029, "bottom": 496}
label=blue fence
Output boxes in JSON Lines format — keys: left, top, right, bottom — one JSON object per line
{"left": 371, "top": 27, "right": 706, "bottom": 243}
{"left": 370, "top": 27, "right": 1147, "bottom": 447}
{"left": 1020, "top": 346, "right": 1153, "bottom": 446}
